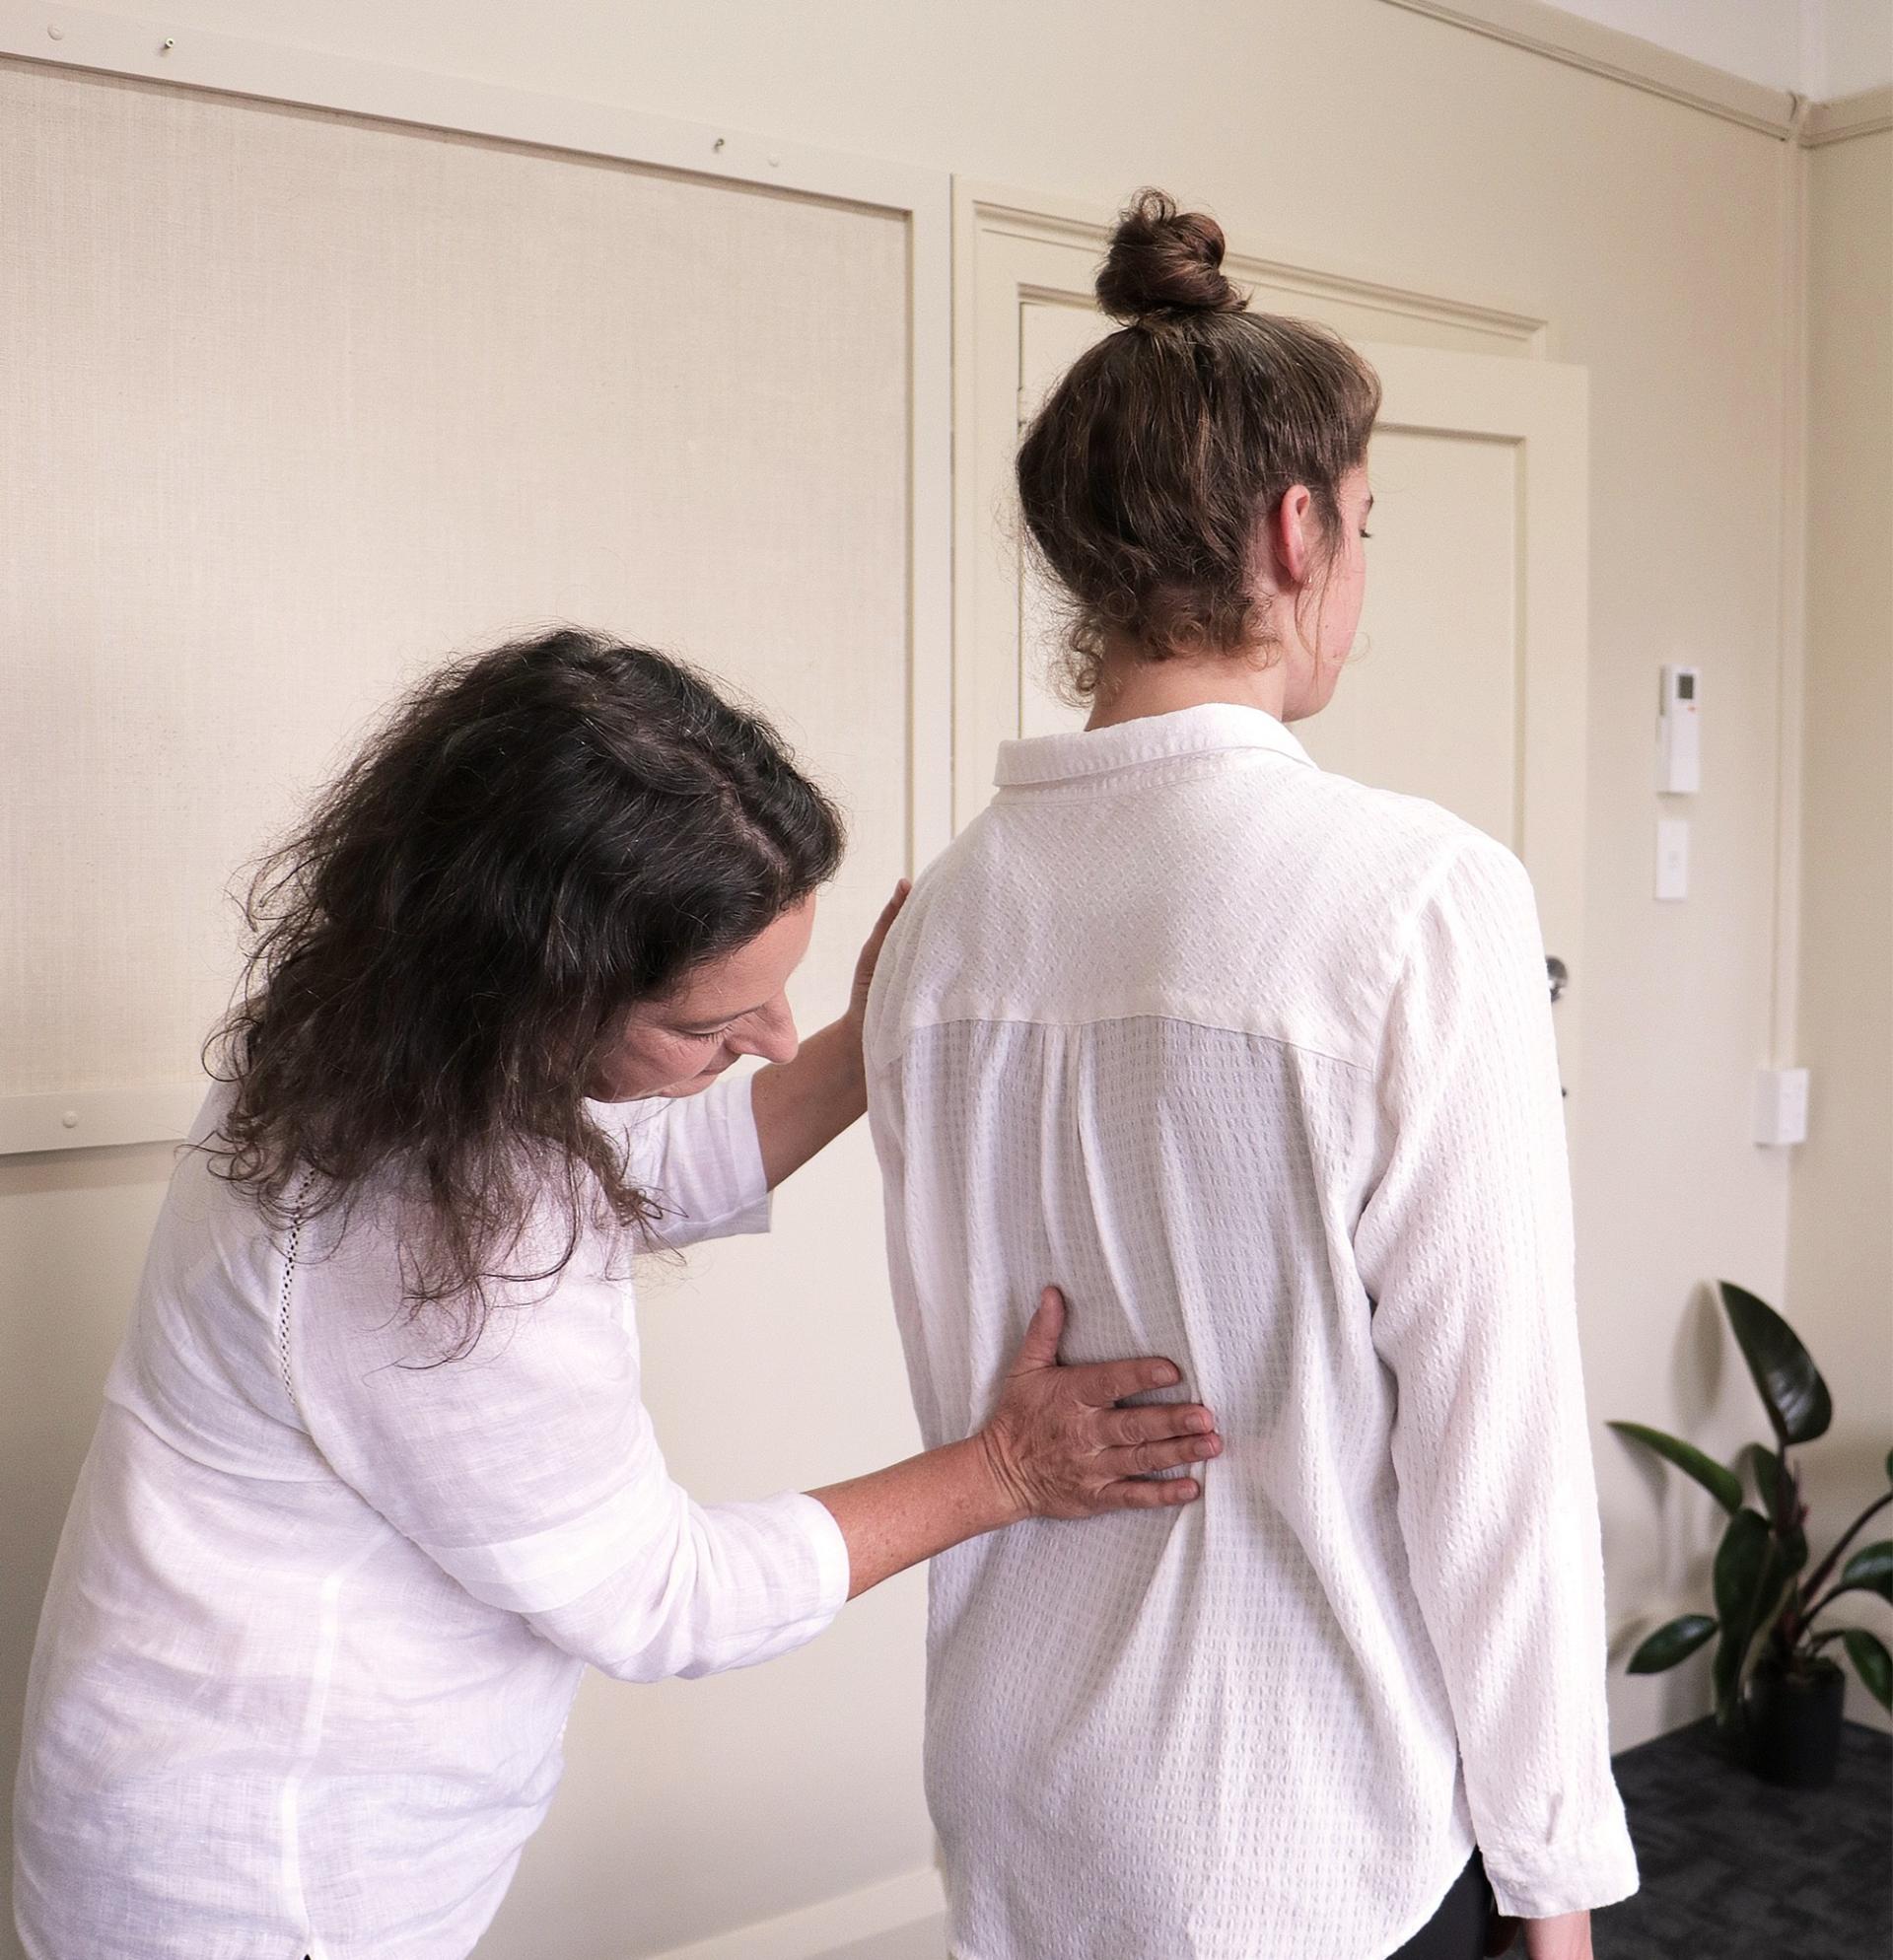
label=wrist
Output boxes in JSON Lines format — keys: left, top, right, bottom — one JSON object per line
{"left": 967, "top": 1426, "right": 1031, "bottom": 1532}
{"left": 831, "top": 1013, "right": 869, "bottom": 1108}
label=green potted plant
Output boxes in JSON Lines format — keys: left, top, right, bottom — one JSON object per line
{"left": 1609, "top": 1280, "right": 1892, "bottom": 1788}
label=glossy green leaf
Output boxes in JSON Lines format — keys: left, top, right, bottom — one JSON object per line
{"left": 1712, "top": 1508, "right": 1778, "bottom": 1714}
{"left": 1718, "top": 1282, "right": 1831, "bottom": 1445}
{"left": 1742, "top": 1441, "right": 1788, "bottom": 1513}
{"left": 1713, "top": 1509, "right": 1775, "bottom": 1624}
{"left": 1608, "top": 1421, "right": 1742, "bottom": 1513}
{"left": 1842, "top": 1629, "right": 1892, "bottom": 1711}
{"left": 1739, "top": 1443, "right": 1811, "bottom": 1576}
{"left": 1627, "top": 1615, "right": 1718, "bottom": 1673}
{"left": 1836, "top": 1541, "right": 1893, "bottom": 1606}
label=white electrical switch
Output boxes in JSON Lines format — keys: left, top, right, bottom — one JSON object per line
{"left": 1657, "top": 664, "right": 1702, "bottom": 794}
{"left": 1655, "top": 817, "right": 1689, "bottom": 900}
{"left": 1754, "top": 1067, "right": 1810, "bottom": 1147}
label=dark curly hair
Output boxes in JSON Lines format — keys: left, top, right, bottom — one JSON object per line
{"left": 205, "top": 627, "right": 845, "bottom": 1355}
{"left": 1017, "top": 187, "right": 1382, "bottom": 698}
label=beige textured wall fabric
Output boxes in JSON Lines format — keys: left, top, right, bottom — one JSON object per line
{"left": 0, "top": 60, "right": 907, "bottom": 1099}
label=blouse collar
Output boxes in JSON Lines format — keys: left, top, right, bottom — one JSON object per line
{"left": 994, "top": 702, "right": 1317, "bottom": 788}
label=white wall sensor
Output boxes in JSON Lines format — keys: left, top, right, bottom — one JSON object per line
{"left": 1657, "top": 665, "right": 1701, "bottom": 795}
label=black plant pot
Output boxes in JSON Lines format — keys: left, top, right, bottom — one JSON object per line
{"left": 1742, "top": 1656, "right": 1847, "bottom": 1787}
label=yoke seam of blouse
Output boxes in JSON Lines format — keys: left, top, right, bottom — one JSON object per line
{"left": 871, "top": 1011, "right": 1375, "bottom": 1081}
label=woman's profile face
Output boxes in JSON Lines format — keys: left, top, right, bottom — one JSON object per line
{"left": 1280, "top": 463, "right": 1372, "bottom": 724}
{"left": 589, "top": 894, "right": 816, "bottom": 1101}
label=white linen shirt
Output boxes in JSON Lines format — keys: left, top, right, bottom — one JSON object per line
{"left": 864, "top": 702, "right": 1640, "bottom": 1960}
{"left": 14, "top": 1072, "right": 849, "bottom": 1960}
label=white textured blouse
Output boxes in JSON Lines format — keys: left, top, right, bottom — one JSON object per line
{"left": 13, "top": 1074, "right": 849, "bottom": 1960}
{"left": 864, "top": 702, "right": 1640, "bottom": 1960}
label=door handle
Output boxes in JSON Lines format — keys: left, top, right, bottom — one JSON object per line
{"left": 1547, "top": 955, "right": 1569, "bottom": 1005}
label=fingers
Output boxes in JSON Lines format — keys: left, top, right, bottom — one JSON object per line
{"left": 1007, "top": 1285, "right": 1067, "bottom": 1372}
{"left": 1102, "top": 1474, "right": 1202, "bottom": 1510}
{"left": 1107, "top": 1401, "right": 1216, "bottom": 1447}
{"left": 854, "top": 879, "right": 911, "bottom": 976}
{"left": 1066, "top": 1355, "right": 1182, "bottom": 1406}
{"left": 1098, "top": 1432, "right": 1222, "bottom": 1480}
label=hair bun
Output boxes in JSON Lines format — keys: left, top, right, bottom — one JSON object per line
{"left": 1095, "top": 188, "right": 1244, "bottom": 321}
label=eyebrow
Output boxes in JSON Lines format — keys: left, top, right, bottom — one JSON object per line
{"left": 1365, "top": 494, "right": 1375, "bottom": 514}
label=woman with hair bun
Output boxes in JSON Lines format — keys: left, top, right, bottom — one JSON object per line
{"left": 13, "top": 627, "right": 1224, "bottom": 1958}
{"left": 866, "top": 191, "right": 1640, "bottom": 1960}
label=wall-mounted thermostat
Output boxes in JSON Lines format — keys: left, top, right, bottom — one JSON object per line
{"left": 1657, "top": 664, "right": 1701, "bottom": 794}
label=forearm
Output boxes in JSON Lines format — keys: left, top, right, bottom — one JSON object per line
{"left": 1404, "top": 1451, "right": 1635, "bottom": 1914}
{"left": 809, "top": 1435, "right": 1020, "bottom": 1599}
{"left": 749, "top": 1015, "right": 866, "bottom": 1187}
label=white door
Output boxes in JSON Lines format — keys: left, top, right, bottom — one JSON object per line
{"left": 959, "top": 199, "right": 1587, "bottom": 1089}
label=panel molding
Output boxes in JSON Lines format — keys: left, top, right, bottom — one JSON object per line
{"left": 961, "top": 184, "right": 1549, "bottom": 361}
{"left": 0, "top": 1082, "right": 207, "bottom": 1157}
{"left": 0, "top": 4, "right": 952, "bottom": 1154}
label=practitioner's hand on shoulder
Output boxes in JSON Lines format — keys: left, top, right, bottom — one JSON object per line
{"left": 847, "top": 877, "right": 911, "bottom": 1036}
{"left": 977, "top": 1287, "right": 1221, "bottom": 1523}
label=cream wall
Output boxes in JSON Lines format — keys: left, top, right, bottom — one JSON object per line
{"left": 1788, "top": 122, "right": 1893, "bottom": 1724}
{"left": 4, "top": 4, "right": 1885, "bottom": 1957}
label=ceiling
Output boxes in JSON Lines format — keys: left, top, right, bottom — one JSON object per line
{"left": 1544, "top": 0, "right": 1891, "bottom": 97}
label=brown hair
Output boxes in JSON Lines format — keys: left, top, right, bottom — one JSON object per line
{"left": 206, "top": 628, "right": 844, "bottom": 1357}
{"left": 1016, "top": 188, "right": 1382, "bottom": 699}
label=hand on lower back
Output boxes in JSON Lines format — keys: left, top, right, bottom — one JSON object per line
{"left": 980, "top": 1286, "right": 1222, "bottom": 1519}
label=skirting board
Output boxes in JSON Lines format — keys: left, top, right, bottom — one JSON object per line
{"left": 646, "top": 1868, "right": 946, "bottom": 1960}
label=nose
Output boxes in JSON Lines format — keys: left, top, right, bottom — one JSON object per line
{"left": 738, "top": 997, "right": 799, "bottom": 1067}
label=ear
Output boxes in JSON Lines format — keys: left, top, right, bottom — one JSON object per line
{"left": 1272, "top": 484, "right": 1317, "bottom": 588}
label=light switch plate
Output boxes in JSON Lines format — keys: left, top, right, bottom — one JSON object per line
{"left": 1655, "top": 817, "right": 1689, "bottom": 901}
{"left": 1755, "top": 1068, "right": 1810, "bottom": 1147}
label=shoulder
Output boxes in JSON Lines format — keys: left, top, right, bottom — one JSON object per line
{"left": 1202, "top": 760, "right": 1524, "bottom": 949}
{"left": 1286, "top": 764, "right": 1499, "bottom": 886}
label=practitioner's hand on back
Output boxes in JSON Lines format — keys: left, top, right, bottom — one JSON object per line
{"left": 977, "top": 1286, "right": 1221, "bottom": 1522}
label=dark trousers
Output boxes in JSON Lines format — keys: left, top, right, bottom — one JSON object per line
{"left": 1384, "top": 1845, "right": 1499, "bottom": 1960}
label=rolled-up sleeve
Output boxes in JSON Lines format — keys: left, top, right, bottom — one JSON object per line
{"left": 296, "top": 1217, "right": 848, "bottom": 1682}
{"left": 589, "top": 1069, "right": 773, "bottom": 1249}
{"left": 1354, "top": 837, "right": 1640, "bottom": 1920}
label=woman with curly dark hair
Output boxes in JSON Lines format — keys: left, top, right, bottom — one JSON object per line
{"left": 13, "top": 627, "right": 1223, "bottom": 1959}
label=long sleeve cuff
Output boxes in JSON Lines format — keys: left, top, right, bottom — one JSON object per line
{"left": 1481, "top": 1811, "right": 1641, "bottom": 1919}
{"left": 783, "top": 1488, "right": 853, "bottom": 1625}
